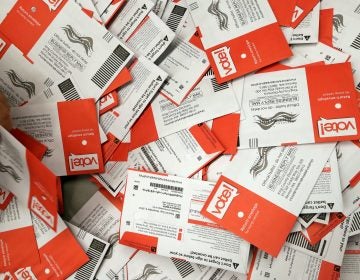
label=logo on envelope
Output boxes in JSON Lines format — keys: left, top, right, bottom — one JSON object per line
{"left": 15, "top": 267, "right": 37, "bottom": 280}
{"left": 207, "top": 182, "right": 238, "bottom": 219}
{"left": 31, "top": 196, "right": 55, "bottom": 228}
{"left": 211, "top": 47, "right": 236, "bottom": 78}
{"left": 318, "top": 117, "right": 357, "bottom": 138}
{"left": 42, "top": 0, "right": 63, "bottom": 11}
{"left": 69, "top": 153, "right": 99, "bottom": 171}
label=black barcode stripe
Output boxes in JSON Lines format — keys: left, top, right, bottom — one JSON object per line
{"left": 286, "top": 232, "right": 324, "bottom": 255}
{"left": 57, "top": 78, "right": 80, "bottom": 101}
{"left": 103, "top": 31, "right": 114, "bottom": 43}
{"left": 91, "top": 45, "right": 130, "bottom": 89}
{"left": 350, "top": 33, "right": 360, "bottom": 50}
{"left": 106, "top": 269, "right": 117, "bottom": 279}
{"left": 209, "top": 269, "right": 222, "bottom": 280}
{"left": 189, "top": 2, "right": 199, "bottom": 11}
{"left": 249, "top": 138, "right": 258, "bottom": 148}
{"left": 140, "top": 147, "right": 159, "bottom": 172}
{"left": 211, "top": 78, "right": 229, "bottom": 92}
{"left": 75, "top": 239, "right": 106, "bottom": 280}
{"left": 166, "top": 5, "right": 187, "bottom": 32}
{"left": 149, "top": 182, "right": 183, "bottom": 192}
{"left": 351, "top": 211, "right": 360, "bottom": 232}
{"left": 171, "top": 258, "right": 195, "bottom": 278}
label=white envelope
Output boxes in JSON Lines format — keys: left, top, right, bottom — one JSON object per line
{"left": 120, "top": 169, "right": 251, "bottom": 273}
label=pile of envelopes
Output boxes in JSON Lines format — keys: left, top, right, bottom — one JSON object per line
{"left": 0, "top": 0, "right": 360, "bottom": 279}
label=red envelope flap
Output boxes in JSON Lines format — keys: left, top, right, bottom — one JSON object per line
{"left": 99, "top": 91, "right": 120, "bottom": 115}
{"left": 268, "top": 0, "right": 296, "bottom": 27}
{"left": 0, "top": 187, "right": 13, "bottom": 210}
{"left": 130, "top": 106, "right": 159, "bottom": 150}
{"left": 101, "top": 133, "right": 120, "bottom": 163}
{"left": 189, "top": 123, "right": 224, "bottom": 155}
{"left": 211, "top": 114, "right": 240, "bottom": 155}
{"left": 306, "top": 63, "right": 360, "bottom": 143}
{"left": 0, "top": 226, "right": 40, "bottom": 272}
{"left": 30, "top": 228, "right": 89, "bottom": 279}
{"left": 306, "top": 212, "right": 346, "bottom": 245}
{"left": 26, "top": 150, "right": 59, "bottom": 232}
{"left": 57, "top": 99, "right": 104, "bottom": 175}
{"left": 11, "top": 128, "right": 47, "bottom": 160}
{"left": 201, "top": 176, "right": 296, "bottom": 256}
{"left": 319, "top": 9, "right": 334, "bottom": 47}
{"left": 317, "top": 261, "right": 341, "bottom": 280}
{"left": 103, "top": 67, "right": 133, "bottom": 97}
{"left": 258, "top": 61, "right": 324, "bottom": 74}
{"left": 291, "top": 0, "right": 319, "bottom": 28}
{"left": 120, "top": 232, "right": 158, "bottom": 254}
{"left": 109, "top": 142, "right": 130, "bottom": 162}
{"left": 189, "top": 29, "right": 205, "bottom": 50}
{"left": 0, "top": 0, "right": 67, "bottom": 55}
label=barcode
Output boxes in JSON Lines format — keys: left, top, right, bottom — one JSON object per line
{"left": 205, "top": 68, "right": 214, "bottom": 76}
{"left": 140, "top": 147, "right": 159, "bottom": 172}
{"left": 209, "top": 268, "right": 222, "bottom": 280}
{"left": 286, "top": 232, "right": 326, "bottom": 256}
{"left": 149, "top": 182, "right": 183, "bottom": 192}
{"left": 103, "top": 31, "right": 114, "bottom": 43}
{"left": 350, "top": 33, "right": 360, "bottom": 50}
{"left": 249, "top": 138, "right": 258, "bottom": 148}
{"left": 211, "top": 78, "right": 229, "bottom": 92}
{"left": 171, "top": 258, "right": 195, "bottom": 278}
{"left": 106, "top": 269, "right": 117, "bottom": 279}
{"left": 57, "top": 78, "right": 80, "bottom": 101}
{"left": 188, "top": 2, "right": 199, "bottom": 11}
{"left": 74, "top": 239, "right": 106, "bottom": 280}
{"left": 351, "top": 211, "right": 360, "bottom": 233}
{"left": 44, "top": 77, "right": 54, "bottom": 87}
{"left": 166, "top": 5, "right": 187, "bottom": 32}
{"left": 91, "top": 45, "right": 130, "bottom": 89}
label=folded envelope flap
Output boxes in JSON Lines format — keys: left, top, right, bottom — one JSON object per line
{"left": 291, "top": 0, "right": 320, "bottom": 28}
{"left": 268, "top": 0, "right": 296, "bottom": 27}
{"left": 120, "top": 231, "right": 159, "bottom": 254}
{"left": 201, "top": 176, "right": 297, "bottom": 257}
{"left": 189, "top": 124, "right": 224, "bottom": 155}
{"left": 0, "top": 0, "right": 67, "bottom": 55}
{"left": 317, "top": 260, "right": 341, "bottom": 280}
{"left": 57, "top": 99, "right": 104, "bottom": 175}
{"left": 103, "top": 67, "right": 133, "bottom": 96}
{"left": 319, "top": 9, "right": 334, "bottom": 46}
{"left": 210, "top": 114, "right": 240, "bottom": 155}
{"left": 130, "top": 106, "right": 159, "bottom": 150}
{"left": 306, "top": 212, "right": 346, "bottom": 245}
{"left": 11, "top": 128, "right": 47, "bottom": 160}
{"left": 306, "top": 63, "right": 360, "bottom": 143}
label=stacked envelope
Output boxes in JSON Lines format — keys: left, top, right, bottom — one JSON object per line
{"left": 0, "top": 0, "right": 360, "bottom": 279}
